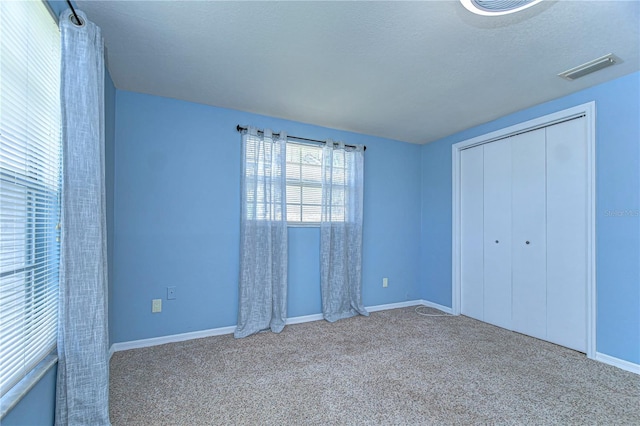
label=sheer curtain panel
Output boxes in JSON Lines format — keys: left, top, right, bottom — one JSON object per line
{"left": 320, "top": 142, "right": 368, "bottom": 322}
{"left": 235, "top": 128, "right": 288, "bottom": 338}
{"left": 56, "top": 9, "right": 110, "bottom": 425}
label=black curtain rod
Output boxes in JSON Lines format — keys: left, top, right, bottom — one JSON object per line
{"left": 66, "top": 0, "right": 83, "bottom": 26}
{"left": 236, "top": 125, "right": 366, "bottom": 151}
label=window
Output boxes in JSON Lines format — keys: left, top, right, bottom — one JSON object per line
{"left": 0, "top": 0, "right": 61, "bottom": 401}
{"left": 286, "top": 142, "right": 323, "bottom": 223}
{"left": 243, "top": 132, "right": 350, "bottom": 225}
{"left": 286, "top": 142, "right": 349, "bottom": 224}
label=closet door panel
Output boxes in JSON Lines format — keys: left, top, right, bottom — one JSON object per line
{"left": 460, "top": 146, "right": 484, "bottom": 321}
{"left": 546, "top": 118, "right": 587, "bottom": 352}
{"left": 511, "top": 129, "right": 547, "bottom": 340}
{"left": 483, "top": 139, "right": 512, "bottom": 330}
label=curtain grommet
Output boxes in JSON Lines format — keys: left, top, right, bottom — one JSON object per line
{"left": 69, "top": 13, "right": 84, "bottom": 27}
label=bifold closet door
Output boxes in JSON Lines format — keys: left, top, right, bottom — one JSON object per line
{"left": 511, "top": 128, "right": 547, "bottom": 341}
{"left": 460, "top": 145, "right": 484, "bottom": 321}
{"left": 483, "top": 139, "right": 512, "bottom": 330}
{"left": 546, "top": 118, "right": 587, "bottom": 352}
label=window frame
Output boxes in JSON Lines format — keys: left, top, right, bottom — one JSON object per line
{"left": 285, "top": 141, "right": 323, "bottom": 227}
{"left": 242, "top": 137, "right": 353, "bottom": 226}
{"left": 285, "top": 140, "right": 351, "bottom": 226}
{"left": 0, "top": 0, "right": 62, "bottom": 417}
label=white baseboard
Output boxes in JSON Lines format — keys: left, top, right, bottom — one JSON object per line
{"left": 109, "top": 299, "right": 431, "bottom": 355}
{"left": 367, "top": 299, "right": 424, "bottom": 312}
{"left": 110, "top": 325, "right": 236, "bottom": 356}
{"left": 418, "top": 299, "right": 454, "bottom": 315}
{"left": 285, "top": 313, "right": 324, "bottom": 325}
{"left": 595, "top": 352, "right": 640, "bottom": 375}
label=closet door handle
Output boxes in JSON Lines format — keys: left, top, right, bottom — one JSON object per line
{"left": 495, "top": 240, "right": 499, "bottom": 244}
{"left": 525, "top": 241, "right": 530, "bottom": 245}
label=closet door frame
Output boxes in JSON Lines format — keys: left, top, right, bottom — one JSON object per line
{"left": 451, "top": 101, "right": 596, "bottom": 359}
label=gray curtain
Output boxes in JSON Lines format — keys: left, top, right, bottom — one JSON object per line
{"left": 235, "top": 128, "right": 288, "bottom": 338}
{"left": 56, "top": 9, "right": 110, "bottom": 425}
{"left": 320, "top": 141, "right": 368, "bottom": 322}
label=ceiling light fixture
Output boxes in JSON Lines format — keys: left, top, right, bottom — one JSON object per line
{"left": 460, "top": 0, "right": 543, "bottom": 16}
{"left": 558, "top": 54, "right": 620, "bottom": 81}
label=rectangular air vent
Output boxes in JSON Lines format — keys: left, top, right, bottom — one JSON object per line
{"left": 558, "top": 54, "right": 620, "bottom": 81}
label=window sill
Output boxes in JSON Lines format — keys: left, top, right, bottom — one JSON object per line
{"left": 0, "top": 352, "right": 57, "bottom": 420}
{"left": 287, "top": 222, "right": 320, "bottom": 228}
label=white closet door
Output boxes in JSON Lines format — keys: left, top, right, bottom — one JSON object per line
{"left": 483, "top": 139, "right": 512, "bottom": 329}
{"left": 511, "top": 129, "right": 547, "bottom": 340}
{"left": 546, "top": 118, "right": 587, "bottom": 352}
{"left": 460, "top": 145, "right": 484, "bottom": 321}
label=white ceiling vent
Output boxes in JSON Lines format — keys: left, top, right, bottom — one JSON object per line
{"left": 460, "top": 0, "right": 543, "bottom": 16}
{"left": 558, "top": 54, "right": 621, "bottom": 81}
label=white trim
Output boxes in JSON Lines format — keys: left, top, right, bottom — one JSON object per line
{"left": 0, "top": 352, "right": 57, "bottom": 419}
{"left": 287, "top": 222, "right": 320, "bottom": 228}
{"left": 110, "top": 325, "right": 237, "bottom": 354}
{"left": 595, "top": 352, "right": 640, "bottom": 375}
{"left": 451, "top": 103, "right": 594, "bottom": 151}
{"left": 285, "top": 313, "right": 324, "bottom": 325}
{"left": 367, "top": 299, "right": 424, "bottom": 312}
{"left": 108, "top": 300, "right": 431, "bottom": 355}
{"left": 451, "top": 139, "right": 462, "bottom": 315}
{"left": 451, "top": 101, "right": 597, "bottom": 359}
{"left": 419, "top": 299, "right": 454, "bottom": 315}
{"left": 585, "top": 102, "right": 597, "bottom": 359}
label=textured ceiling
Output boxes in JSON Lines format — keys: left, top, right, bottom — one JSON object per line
{"left": 77, "top": 0, "right": 640, "bottom": 144}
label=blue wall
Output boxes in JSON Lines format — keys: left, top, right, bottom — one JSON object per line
{"left": 111, "top": 90, "right": 422, "bottom": 343}
{"left": 420, "top": 71, "right": 640, "bottom": 364}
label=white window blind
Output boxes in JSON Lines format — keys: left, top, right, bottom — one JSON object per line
{"left": 286, "top": 142, "right": 348, "bottom": 223}
{"left": 0, "top": 0, "right": 61, "bottom": 399}
{"left": 245, "top": 136, "right": 350, "bottom": 224}
{"left": 286, "top": 142, "right": 323, "bottom": 223}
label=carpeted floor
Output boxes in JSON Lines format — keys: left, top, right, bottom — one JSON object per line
{"left": 110, "top": 307, "right": 640, "bottom": 425}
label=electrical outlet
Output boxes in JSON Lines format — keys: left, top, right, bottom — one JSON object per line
{"left": 167, "top": 286, "right": 176, "bottom": 300}
{"left": 152, "top": 299, "right": 162, "bottom": 313}
{"left": 383, "top": 277, "right": 388, "bottom": 288}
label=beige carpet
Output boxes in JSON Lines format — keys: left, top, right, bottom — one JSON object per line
{"left": 110, "top": 307, "right": 640, "bottom": 425}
